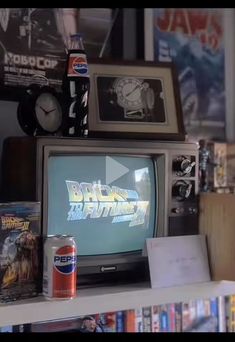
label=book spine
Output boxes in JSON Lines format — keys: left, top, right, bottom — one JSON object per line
{"left": 229, "top": 295, "right": 235, "bottom": 332}
{"left": 167, "top": 303, "right": 176, "bottom": 332}
{"left": 182, "top": 302, "right": 190, "bottom": 332}
{"left": 125, "top": 309, "right": 135, "bottom": 332}
{"left": 188, "top": 300, "right": 197, "bottom": 328}
{"left": 159, "top": 304, "right": 169, "bottom": 332}
{"left": 174, "top": 302, "right": 182, "bottom": 332}
{"left": 224, "top": 294, "right": 235, "bottom": 332}
{"left": 196, "top": 298, "right": 206, "bottom": 319}
{"left": 116, "top": 311, "right": 125, "bottom": 332}
{"left": 135, "top": 308, "right": 143, "bottom": 332}
{"left": 142, "top": 306, "right": 152, "bottom": 332}
{"left": 203, "top": 298, "right": 211, "bottom": 317}
{"left": 218, "top": 295, "right": 226, "bottom": 332}
{"left": 210, "top": 297, "right": 219, "bottom": 332}
{"left": 104, "top": 312, "right": 116, "bottom": 332}
{"left": 151, "top": 305, "right": 160, "bottom": 332}
{"left": 0, "top": 325, "right": 13, "bottom": 332}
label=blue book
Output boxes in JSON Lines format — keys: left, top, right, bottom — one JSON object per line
{"left": 116, "top": 311, "right": 125, "bottom": 332}
{"left": 0, "top": 325, "right": 13, "bottom": 332}
{"left": 159, "top": 304, "right": 169, "bottom": 332}
{"left": 210, "top": 297, "right": 219, "bottom": 332}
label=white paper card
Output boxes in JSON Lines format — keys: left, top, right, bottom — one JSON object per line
{"left": 146, "top": 235, "right": 211, "bottom": 288}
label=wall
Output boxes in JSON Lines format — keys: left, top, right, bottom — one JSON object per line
{"left": 0, "top": 7, "right": 114, "bottom": 187}
{"left": 0, "top": 8, "right": 136, "bottom": 169}
{"left": 0, "top": 8, "right": 114, "bottom": 152}
{"left": 0, "top": 101, "right": 24, "bottom": 174}
{"left": 79, "top": 8, "right": 112, "bottom": 57}
{"left": 0, "top": 9, "right": 235, "bottom": 170}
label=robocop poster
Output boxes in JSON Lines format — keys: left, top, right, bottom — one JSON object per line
{"left": 146, "top": 8, "right": 225, "bottom": 141}
{"left": 0, "top": 8, "right": 79, "bottom": 101}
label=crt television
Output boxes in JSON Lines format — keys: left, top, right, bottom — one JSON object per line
{"left": 1, "top": 137, "right": 199, "bottom": 286}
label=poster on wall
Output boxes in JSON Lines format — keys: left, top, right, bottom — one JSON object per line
{"left": 145, "top": 8, "right": 225, "bottom": 141}
{"left": 0, "top": 8, "right": 79, "bottom": 101}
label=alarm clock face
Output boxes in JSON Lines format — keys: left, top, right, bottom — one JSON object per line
{"left": 114, "top": 77, "right": 144, "bottom": 111}
{"left": 17, "top": 84, "right": 64, "bottom": 136}
{"left": 35, "top": 92, "right": 63, "bottom": 133}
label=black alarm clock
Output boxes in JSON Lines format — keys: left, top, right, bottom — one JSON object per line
{"left": 17, "top": 84, "right": 63, "bottom": 136}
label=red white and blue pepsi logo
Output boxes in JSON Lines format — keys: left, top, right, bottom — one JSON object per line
{"left": 54, "top": 245, "right": 77, "bottom": 274}
{"left": 72, "top": 56, "right": 88, "bottom": 75}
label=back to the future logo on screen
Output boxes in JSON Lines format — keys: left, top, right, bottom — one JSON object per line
{"left": 65, "top": 180, "right": 149, "bottom": 228}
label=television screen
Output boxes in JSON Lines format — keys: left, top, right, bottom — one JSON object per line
{"left": 47, "top": 155, "right": 156, "bottom": 256}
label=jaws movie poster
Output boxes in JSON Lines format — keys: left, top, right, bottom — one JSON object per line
{"left": 153, "top": 8, "right": 225, "bottom": 141}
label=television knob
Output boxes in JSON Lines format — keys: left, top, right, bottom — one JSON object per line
{"left": 188, "top": 207, "right": 198, "bottom": 214}
{"left": 171, "top": 207, "right": 184, "bottom": 214}
{"left": 172, "top": 181, "right": 192, "bottom": 200}
{"left": 173, "top": 156, "right": 195, "bottom": 176}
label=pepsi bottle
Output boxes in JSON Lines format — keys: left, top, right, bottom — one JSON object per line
{"left": 62, "top": 34, "right": 89, "bottom": 137}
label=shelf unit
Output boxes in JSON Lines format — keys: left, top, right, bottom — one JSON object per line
{"left": 0, "top": 280, "right": 235, "bottom": 327}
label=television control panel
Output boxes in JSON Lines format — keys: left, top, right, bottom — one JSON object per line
{"left": 168, "top": 151, "right": 199, "bottom": 236}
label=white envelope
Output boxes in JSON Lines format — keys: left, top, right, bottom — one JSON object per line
{"left": 146, "top": 235, "right": 211, "bottom": 288}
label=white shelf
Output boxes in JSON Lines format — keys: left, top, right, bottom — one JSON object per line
{"left": 0, "top": 280, "right": 235, "bottom": 327}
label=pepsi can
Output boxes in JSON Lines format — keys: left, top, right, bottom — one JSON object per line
{"left": 43, "top": 235, "right": 77, "bottom": 299}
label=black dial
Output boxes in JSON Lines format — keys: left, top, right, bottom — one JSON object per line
{"left": 172, "top": 180, "right": 193, "bottom": 201}
{"left": 173, "top": 156, "right": 196, "bottom": 176}
{"left": 17, "top": 85, "right": 63, "bottom": 136}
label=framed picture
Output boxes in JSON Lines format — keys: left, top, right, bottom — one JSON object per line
{"left": 88, "top": 59, "right": 185, "bottom": 140}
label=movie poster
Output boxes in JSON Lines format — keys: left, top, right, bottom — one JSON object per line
{"left": 153, "top": 8, "right": 225, "bottom": 141}
{"left": 0, "top": 8, "right": 79, "bottom": 101}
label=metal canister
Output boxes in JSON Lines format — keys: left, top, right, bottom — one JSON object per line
{"left": 43, "top": 235, "right": 77, "bottom": 299}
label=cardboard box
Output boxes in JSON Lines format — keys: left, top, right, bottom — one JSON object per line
{"left": 0, "top": 202, "right": 42, "bottom": 302}
{"left": 199, "top": 193, "right": 235, "bottom": 281}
